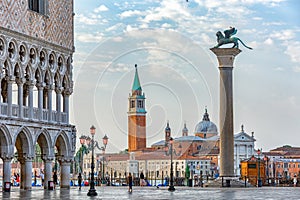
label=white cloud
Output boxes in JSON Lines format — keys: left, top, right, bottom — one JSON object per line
{"left": 75, "top": 33, "right": 103, "bottom": 43}
{"left": 94, "top": 5, "right": 109, "bottom": 13}
{"left": 271, "top": 29, "right": 296, "bottom": 41}
{"left": 76, "top": 14, "right": 100, "bottom": 25}
{"left": 264, "top": 38, "right": 274, "bottom": 45}
{"left": 119, "top": 10, "right": 143, "bottom": 19}
{"left": 285, "top": 42, "right": 300, "bottom": 63}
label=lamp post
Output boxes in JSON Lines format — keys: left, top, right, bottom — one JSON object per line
{"left": 87, "top": 125, "right": 97, "bottom": 196}
{"left": 165, "top": 137, "right": 182, "bottom": 192}
{"left": 101, "top": 134, "right": 108, "bottom": 184}
{"left": 86, "top": 125, "right": 109, "bottom": 196}
{"left": 257, "top": 148, "right": 262, "bottom": 187}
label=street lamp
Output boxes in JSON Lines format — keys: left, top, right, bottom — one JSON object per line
{"left": 165, "top": 137, "right": 182, "bottom": 192}
{"left": 87, "top": 125, "right": 97, "bottom": 196}
{"left": 101, "top": 134, "right": 108, "bottom": 184}
{"left": 257, "top": 148, "right": 262, "bottom": 187}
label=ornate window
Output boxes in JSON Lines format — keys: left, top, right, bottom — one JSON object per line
{"left": 28, "top": 0, "right": 48, "bottom": 15}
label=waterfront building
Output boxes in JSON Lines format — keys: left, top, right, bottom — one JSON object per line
{"left": 0, "top": 0, "right": 76, "bottom": 189}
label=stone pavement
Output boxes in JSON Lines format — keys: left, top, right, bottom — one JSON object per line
{"left": 1, "top": 186, "right": 300, "bottom": 199}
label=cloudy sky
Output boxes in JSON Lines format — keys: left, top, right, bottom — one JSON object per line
{"left": 71, "top": 0, "right": 300, "bottom": 153}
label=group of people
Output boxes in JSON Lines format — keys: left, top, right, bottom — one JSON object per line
{"left": 76, "top": 171, "right": 147, "bottom": 193}
{"left": 127, "top": 172, "right": 146, "bottom": 193}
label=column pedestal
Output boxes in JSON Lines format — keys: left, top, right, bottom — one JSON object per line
{"left": 210, "top": 48, "right": 241, "bottom": 178}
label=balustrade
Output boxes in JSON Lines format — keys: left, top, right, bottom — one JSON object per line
{"left": 0, "top": 102, "right": 67, "bottom": 124}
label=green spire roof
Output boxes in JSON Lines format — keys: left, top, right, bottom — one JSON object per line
{"left": 132, "top": 64, "right": 142, "bottom": 92}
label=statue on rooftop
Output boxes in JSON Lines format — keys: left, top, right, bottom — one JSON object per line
{"left": 214, "top": 27, "right": 253, "bottom": 50}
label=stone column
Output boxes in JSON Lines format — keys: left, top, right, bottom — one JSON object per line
{"left": 47, "top": 86, "right": 53, "bottom": 122}
{"left": 17, "top": 79, "right": 24, "bottom": 118}
{"left": 210, "top": 48, "right": 241, "bottom": 178}
{"left": 44, "top": 159, "right": 53, "bottom": 189}
{"left": 60, "top": 160, "right": 71, "bottom": 189}
{"left": 2, "top": 157, "right": 12, "bottom": 189}
{"left": 37, "top": 83, "right": 43, "bottom": 120}
{"left": 24, "top": 157, "right": 33, "bottom": 190}
{"left": 63, "top": 90, "right": 70, "bottom": 124}
{"left": 55, "top": 87, "right": 62, "bottom": 123}
{"left": 28, "top": 82, "right": 34, "bottom": 119}
{"left": 7, "top": 78, "right": 13, "bottom": 117}
{"left": 20, "top": 161, "right": 25, "bottom": 189}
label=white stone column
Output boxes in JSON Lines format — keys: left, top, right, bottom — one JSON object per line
{"left": 47, "top": 86, "right": 53, "bottom": 122}
{"left": 24, "top": 158, "right": 33, "bottom": 190}
{"left": 2, "top": 158, "right": 12, "bottom": 189}
{"left": 44, "top": 159, "right": 53, "bottom": 189}
{"left": 28, "top": 83, "right": 34, "bottom": 119}
{"left": 60, "top": 161, "right": 71, "bottom": 189}
{"left": 63, "top": 91, "right": 70, "bottom": 124}
{"left": 37, "top": 84, "right": 43, "bottom": 120}
{"left": 210, "top": 48, "right": 241, "bottom": 178}
{"left": 17, "top": 80, "right": 24, "bottom": 118}
{"left": 55, "top": 87, "right": 62, "bottom": 123}
{"left": 7, "top": 79, "right": 13, "bottom": 117}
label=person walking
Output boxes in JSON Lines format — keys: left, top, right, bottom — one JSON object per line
{"left": 53, "top": 171, "right": 58, "bottom": 188}
{"left": 40, "top": 171, "right": 44, "bottom": 186}
{"left": 140, "top": 172, "right": 145, "bottom": 187}
{"left": 127, "top": 172, "right": 133, "bottom": 193}
{"left": 78, "top": 173, "right": 82, "bottom": 190}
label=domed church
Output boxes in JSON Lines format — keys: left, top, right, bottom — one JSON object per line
{"left": 194, "top": 108, "right": 218, "bottom": 139}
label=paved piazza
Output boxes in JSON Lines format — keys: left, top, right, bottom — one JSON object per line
{"left": 1, "top": 186, "right": 299, "bottom": 199}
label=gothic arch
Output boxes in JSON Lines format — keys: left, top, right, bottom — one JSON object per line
{"left": 35, "top": 129, "right": 53, "bottom": 158}
{"left": 34, "top": 67, "right": 43, "bottom": 85}
{"left": 3, "top": 59, "right": 12, "bottom": 77}
{"left": 44, "top": 69, "right": 53, "bottom": 86}
{"left": 25, "top": 65, "right": 34, "bottom": 82}
{"left": 54, "top": 71, "right": 62, "bottom": 88}
{"left": 0, "top": 124, "right": 13, "bottom": 157}
{"left": 14, "top": 126, "right": 34, "bottom": 157}
{"left": 54, "top": 130, "right": 71, "bottom": 158}
{"left": 14, "top": 63, "right": 24, "bottom": 80}
{"left": 62, "top": 74, "right": 70, "bottom": 90}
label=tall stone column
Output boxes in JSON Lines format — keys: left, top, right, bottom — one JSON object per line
{"left": 24, "top": 157, "right": 33, "bottom": 190}
{"left": 55, "top": 87, "right": 62, "bottom": 123}
{"left": 7, "top": 78, "right": 13, "bottom": 117}
{"left": 63, "top": 90, "right": 70, "bottom": 124}
{"left": 44, "top": 159, "right": 53, "bottom": 189}
{"left": 60, "top": 160, "right": 71, "bottom": 189}
{"left": 20, "top": 161, "right": 25, "bottom": 189}
{"left": 210, "top": 48, "right": 241, "bottom": 178}
{"left": 2, "top": 157, "right": 12, "bottom": 189}
{"left": 47, "top": 86, "right": 53, "bottom": 122}
{"left": 17, "top": 79, "right": 24, "bottom": 118}
{"left": 28, "top": 83, "right": 34, "bottom": 119}
{"left": 37, "top": 83, "right": 44, "bottom": 120}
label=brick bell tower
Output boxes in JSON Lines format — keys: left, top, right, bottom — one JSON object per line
{"left": 128, "top": 64, "right": 147, "bottom": 152}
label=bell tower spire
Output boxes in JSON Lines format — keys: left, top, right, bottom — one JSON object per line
{"left": 128, "top": 64, "right": 147, "bottom": 152}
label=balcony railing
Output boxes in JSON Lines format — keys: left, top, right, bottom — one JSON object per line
{"left": 0, "top": 103, "right": 68, "bottom": 124}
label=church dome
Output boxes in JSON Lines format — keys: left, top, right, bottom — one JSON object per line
{"left": 194, "top": 109, "right": 218, "bottom": 135}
